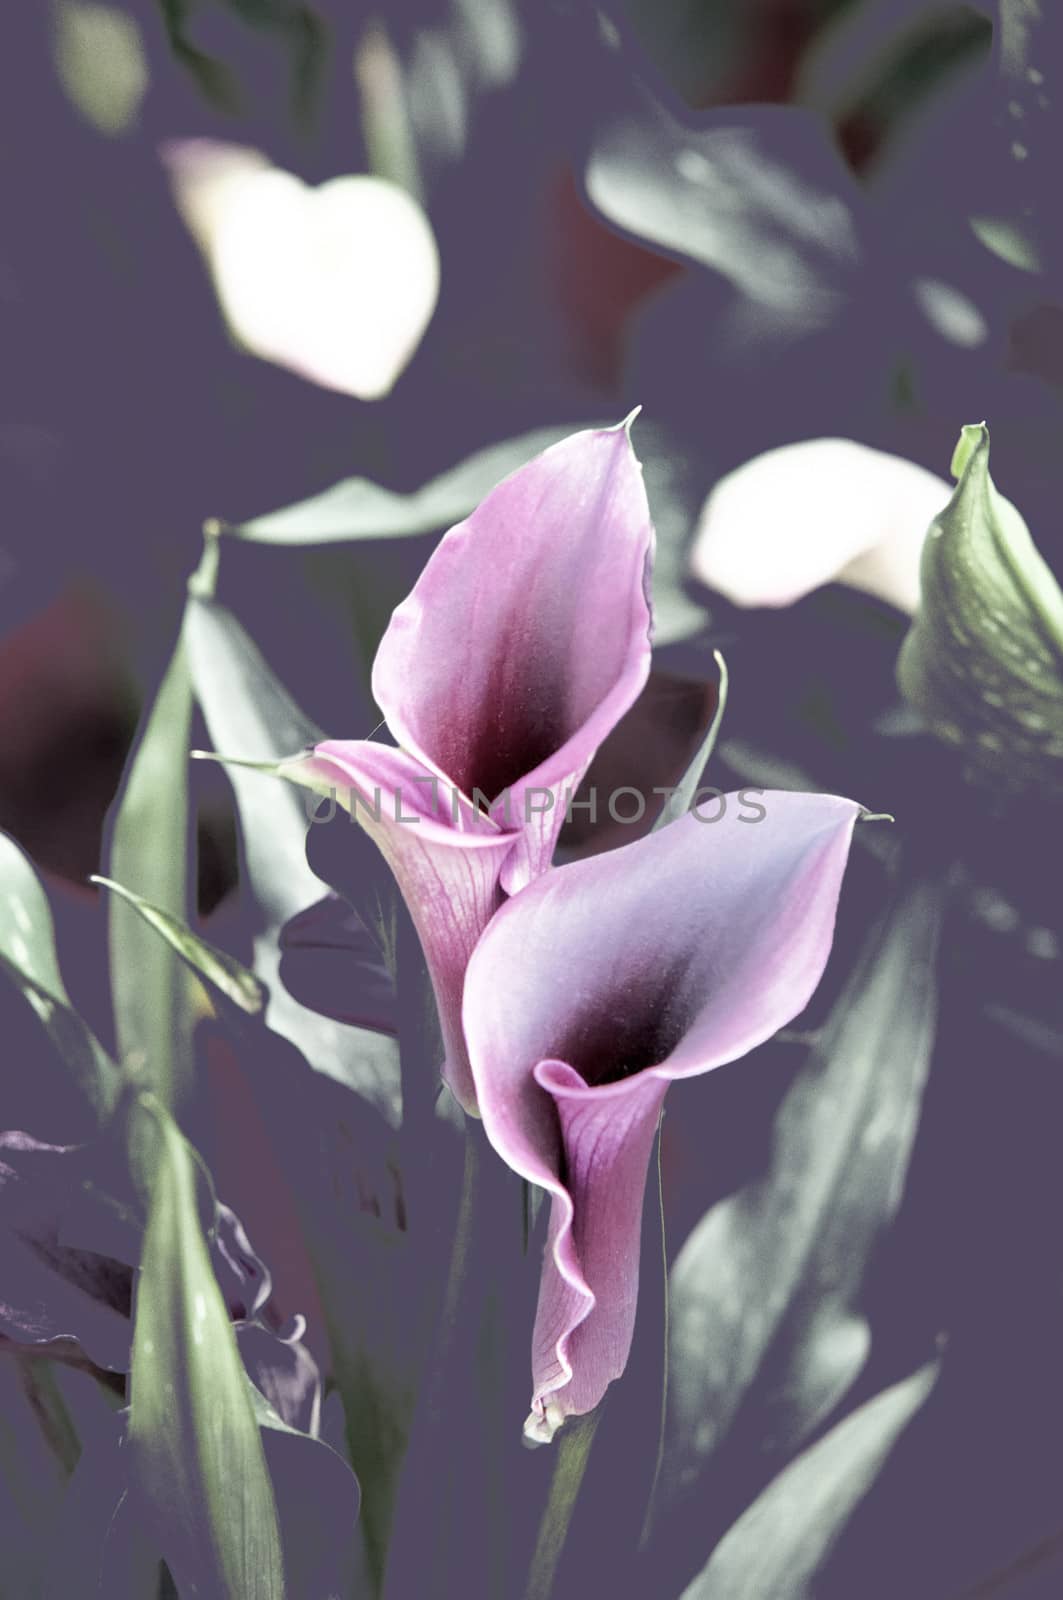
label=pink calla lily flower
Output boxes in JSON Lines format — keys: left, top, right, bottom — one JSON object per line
{"left": 461, "top": 793, "right": 861, "bottom": 1441}
{"left": 281, "top": 423, "right": 655, "bottom": 1112}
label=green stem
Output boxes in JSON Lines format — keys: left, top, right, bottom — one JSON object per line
{"left": 639, "top": 1109, "right": 669, "bottom": 1549}
{"left": 379, "top": 1121, "right": 481, "bottom": 1599}
{"left": 523, "top": 1409, "right": 602, "bottom": 1600}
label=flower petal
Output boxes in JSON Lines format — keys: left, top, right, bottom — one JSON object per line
{"left": 525, "top": 1065, "right": 667, "bottom": 1442}
{"left": 287, "top": 740, "right": 520, "bottom": 1112}
{"left": 371, "top": 423, "right": 656, "bottom": 890}
{"left": 463, "top": 793, "right": 860, "bottom": 1434}
{"left": 238, "top": 1318, "right": 322, "bottom": 1437}
{"left": 691, "top": 438, "right": 950, "bottom": 613}
{"left": 162, "top": 142, "right": 439, "bottom": 400}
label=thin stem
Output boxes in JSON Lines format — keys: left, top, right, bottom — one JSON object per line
{"left": 523, "top": 1409, "right": 602, "bottom": 1600}
{"left": 639, "top": 1108, "right": 669, "bottom": 1549}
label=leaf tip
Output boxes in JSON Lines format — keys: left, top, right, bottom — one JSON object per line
{"left": 950, "top": 422, "right": 989, "bottom": 481}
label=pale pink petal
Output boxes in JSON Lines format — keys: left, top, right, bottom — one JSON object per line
{"left": 371, "top": 424, "right": 656, "bottom": 891}
{"left": 284, "top": 741, "right": 518, "bottom": 1114}
{"left": 691, "top": 438, "right": 951, "bottom": 613}
{"left": 463, "top": 793, "right": 860, "bottom": 1437}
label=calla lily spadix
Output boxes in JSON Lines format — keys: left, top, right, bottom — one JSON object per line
{"left": 270, "top": 422, "right": 655, "bottom": 1113}
{"left": 461, "top": 794, "right": 861, "bottom": 1442}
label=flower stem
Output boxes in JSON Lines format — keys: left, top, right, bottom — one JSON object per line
{"left": 639, "top": 1108, "right": 669, "bottom": 1549}
{"left": 523, "top": 1409, "right": 602, "bottom": 1600}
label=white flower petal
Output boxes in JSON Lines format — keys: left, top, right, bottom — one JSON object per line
{"left": 691, "top": 437, "right": 952, "bottom": 614}
{"left": 162, "top": 142, "right": 439, "bottom": 400}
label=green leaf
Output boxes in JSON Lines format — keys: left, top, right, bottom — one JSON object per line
{"left": 228, "top": 426, "right": 582, "bottom": 543}
{"left": 184, "top": 593, "right": 400, "bottom": 1120}
{"left": 127, "top": 1099, "right": 285, "bottom": 1599}
{"left": 585, "top": 101, "right": 859, "bottom": 319}
{"left": 106, "top": 621, "right": 200, "bottom": 1102}
{"left": 677, "top": 1363, "right": 939, "bottom": 1599}
{"left": 664, "top": 876, "right": 942, "bottom": 1503}
{"left": 0, "top": 831, "right": 118, "bottom": 1118}
{"left": 90, "top": 875, "right": 265, "bottom": 1015}
{"left": 653, "top": 653, "right": 728, "bottom": 830}
{"left": 896, "top": 423, "right": 1063, "bottom": 796}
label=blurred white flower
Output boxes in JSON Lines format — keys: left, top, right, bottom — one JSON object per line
{"left": 161, "top": 141, "right": 440, "bottom": 400}
{"left": 690, "top": 437, "right": 952, "bottom": 614}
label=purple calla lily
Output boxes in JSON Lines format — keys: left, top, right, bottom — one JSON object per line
{"left": 461, "top": 793, "right": 861, "bottom": 1441}
{"left": 280, "top": 422, "right": 655, "bottom": 1112}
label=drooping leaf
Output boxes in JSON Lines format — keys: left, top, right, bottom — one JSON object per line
{"left": 228, "top": 426, "right": 582, "bottom": 544}
{"left": 677, "top": 1363, "right": 940, "bottom": 1600}
{"left": 0, "top": 831, "right": 118, "bottom": 1120}
{"left": 663, "top": 875, "right": 942, "bottom": 1503}
{"left": 184, "top": 592, "right": 400, "bottom": 1119}
{"left": 896, "top": 423, "right": 1063, "bottom": 797}
{"left": 91, "top": 875, "right": 265, "bottom": 1015}
{"left": 127, "top": 1098, "right": 286, "bottom": 1598}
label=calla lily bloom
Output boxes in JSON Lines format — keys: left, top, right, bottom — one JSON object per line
{"left": 278, "top": 423, "right": 655, "bottom": 1112}
{"left": 691, "top": 438, "right": 951, "bottom": 614}
{"left": 461, "top": 794, "right": 861, "bottom": 1441}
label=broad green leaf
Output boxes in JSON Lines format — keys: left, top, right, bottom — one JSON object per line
{"left": 664, "top": 876, "right": 942, "bottom": 1503}
{"left": 677, "top": 1363, "right": 939, "bottom": 1599}
{"left": 91, "top": 875, "right": 265, "bottom": 1015}
{"left": 896, "top": 423, "right": 1063, "bottom": 796}
{"left": 586, "top": 100, "right": 859, "bottom": 319}
{"left": 105, "top": 544, "right": 217, "bottom": 1103}
{"left": 0, "top": 831, "right": 118, "bottom": 1119}
{"left": 184, "top": 592, "right": 400, "bottom": 1119}
{"left": 127, "top": 1099, "right": 285, "bottom": 1598}
{"left": 229, "top": 426, "right": 581, "bottom": 543}
{"left": 653, "top": 653, "right": 728, "bottom": 830}
{"left": 246, "top": 1379, "right": 362, "bottom": 1599}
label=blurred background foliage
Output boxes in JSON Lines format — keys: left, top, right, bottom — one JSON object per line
{"left": 2, "top": 1, "right": 1063, "bottom": 1596}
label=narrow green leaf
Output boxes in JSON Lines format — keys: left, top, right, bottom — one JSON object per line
{"left": 91, "top": 875, "right": 265, "bottom": 1015}
{"left": 897, "top": 422, "right": 1063, "bottom": 795}
{"left": 185, "top": 594, "right": 400, "bottom": 1119}
{"left": 665, "top": 876, "right": 942, "bottom": 1501}
{"left": 106, "top": 637, "right": 195, "bottom": 1103}
{"left": 106, "top": 537, "right": 220, "bottom": 1102}
{"left": 653, "top": 653, "right": 729, "bottom": 830}
{"left": 0, "top": 831, "right": 118, "bottom": 1118}
{"left": 677, "top": 1363, "right": 939, "bottom": 1599}
{"left": 127, "top": 1099, "right": 285, "bottom": 1599}
{"left": 229, "top": 426, "right": 582, "bottom": 544}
